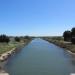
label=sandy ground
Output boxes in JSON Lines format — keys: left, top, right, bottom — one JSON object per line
{"left": 0, "top": 72, "right": 9, "bottom": 75}
{"left": 0, "top": 48, "right": 16, "bottom": 75}
{"left": 0, "top": 69, "right": 9, "bottom": 75}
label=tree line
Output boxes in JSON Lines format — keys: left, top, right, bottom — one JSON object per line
{"left": 0, "top": 34, "right": 31, "bottom": 43}
{"left": 63, "top": 27, "right": 75, "bottom": 44}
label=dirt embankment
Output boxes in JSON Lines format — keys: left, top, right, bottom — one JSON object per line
{"left": 44, "top": 38, "right": 75, "bottom": 53}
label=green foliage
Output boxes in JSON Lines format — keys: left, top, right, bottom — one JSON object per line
{"left": 71, "top": 27, "right": 75, "bottom": 44}
{"left": 71, "top": 37, "right": 75, "bottom": 44}
{"left": 0, "top": 34, "right": 10, "bottom": 43}
{"left": 24, "top": 36, "right": 31, "bottom": 39}
{"left": 71, "top": 27, "right": 75, "bottom": 37}
{"left": 63, "top": 27, "right": 75, "bottom": 44}
{"left": 63, "top": 31, "right": 71, "bottom": 41}
{"left": 15, "top": 37, "right": 20, "bottom": 42}
{"left": 63, "top": 31, "right": 71, "bottom": 37}
{"left": 51, "top": 37, "right": 63, "bottom": 41}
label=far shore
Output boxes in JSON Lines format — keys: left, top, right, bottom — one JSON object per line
{"left": 43, "top": 37, "right": 75, "bottom": 54}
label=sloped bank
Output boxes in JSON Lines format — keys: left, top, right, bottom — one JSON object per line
{"left": 44, "top": 38, "right": 75, "bottom": 54}
{"left": 0, "top": 69, "right": 9, "bottom": 75}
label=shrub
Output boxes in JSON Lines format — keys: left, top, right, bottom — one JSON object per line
{"left": 0, "top": 34, "right": 10, "bottom": 43}
{"left": 63, "top": 31, "right": 71, "bottom": 41}
{"left": 24, "top": 36, "right": 30, "bottom": 39}
{"left": 71, "top": 27, "right": 75, "bottom": 37}
{"left": 71, "top": 37, "right": 75, "bottom": 44}
{"left": 15, "top": 37, "right": 20, "bottom": 42}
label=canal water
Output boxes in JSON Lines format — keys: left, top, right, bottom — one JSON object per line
{"left": 5, "top": 39, "right": 75, "bottom": 75}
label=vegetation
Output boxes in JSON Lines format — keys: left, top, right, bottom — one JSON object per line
{"left": 43, "top": 27, "right": 75, "bottom": 53}
{"left": 0, "top": 35, "right": 32, "bottom": 54}
{"left": 24, "top": 36, "right": 31, "bottom": 40}
{"left": 71, "top": 37, "right": 75, "bottom": 44}
{"left": 0, "top": 42, "right": 19, "bottom": 54}
{"left": 15, "top": 37, "right": 20, "bottom": 42}
{"left": 71, "top": 27, "right": 75, "bottom": 37}
{"left": 0, "top": 34, "right": 10, "bottom": 43}
{"left": 63, "top": 31, "right": 71, "bottom": 41}
{"left": 63, "top": 27, "right": 75, "bottom": 44}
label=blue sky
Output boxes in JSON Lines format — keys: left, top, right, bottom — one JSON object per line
{"left": 0, "top": 0, "right": 75, "bottom": 36}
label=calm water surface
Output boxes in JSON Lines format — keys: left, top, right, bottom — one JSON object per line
{"left": 5, "top": 39, "right": 75, "bottom": 75}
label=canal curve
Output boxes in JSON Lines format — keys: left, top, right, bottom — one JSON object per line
{"left": 5, "top": 38, "right": 75, "bottom": 75}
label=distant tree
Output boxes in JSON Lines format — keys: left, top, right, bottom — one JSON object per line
{"left": 15, "top": 37, "right": 20, "bottom": 42}
{"left": 71, "top": 27, "right": 75, "bottom": 37}
{"left": 70, "top": 27, "right": 75, "bottom": 44}
{"left": 5, "top": 36, "right": 10, "bottom": 43}
{"left": 63, "top": 31, "right": 71, "bottom": 41}
{"left": 24, "top": 36, "right": 30, "bottom": 39}
{"left": 0, "top": 34, "right": 10, "bottom": 43}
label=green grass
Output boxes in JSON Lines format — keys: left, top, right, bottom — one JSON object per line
{"left": 0, "top": 38, "right": 31, "bottom": 54}
{"left": 0, "top": 42, "right": 24, "bottom": 54}
{"left": 0, "top": 43, "right": 14, "bottom": 54}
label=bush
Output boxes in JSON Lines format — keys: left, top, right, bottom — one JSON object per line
{"left": 63, "top": 31, "right": 71, "bottom": 41}
{"left": 5, "top": 36, "right": 10, "bottom": 43}
{"left": 71, "top": 37, "right": 75, "bottom": 44}
{"left": 15, "top": 37, "right": 20, "bottom": 42}
{"left": 0, "top": 34, "right": 10, "bottom": 43}
{"left": 24, "top": 36, "right": 31, "bottom": 39}
{"left": 71, "top": 27, "right": 75, "bottom": 37}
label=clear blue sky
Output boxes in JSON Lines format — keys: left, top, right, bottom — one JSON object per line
{"left": 0, "top": 0, "right": 75, "bottom": 36}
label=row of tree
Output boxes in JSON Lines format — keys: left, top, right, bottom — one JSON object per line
{"left": 0, "top": 34, "right": 31, "bottom": 43}
{"left": 15, "top": 36, "right": 31, "bottom": 42}
{"left": 63, "top": 27, "right": 75, "bottom": 44}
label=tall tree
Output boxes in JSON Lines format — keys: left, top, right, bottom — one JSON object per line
{"left": 71, "top": 27, "right": 75, "bottom": 37}
{"left": 63, "top": 31, "right": 71, "bottom": 41}
{"left": 0, "top": 34, "right": 10, "bottom": 43}
{"left": 71, "top": 27, "right": 75, "bottom": 44}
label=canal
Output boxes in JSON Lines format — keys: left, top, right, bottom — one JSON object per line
{"left": 5, "top": 38, "right": 75, "bottom": 75}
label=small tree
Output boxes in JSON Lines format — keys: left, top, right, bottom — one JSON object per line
{"left": 15, "top": 37, "right": 20, "bottom": 42}
{"left": 24, "top": 36, "right": 30, "bottom": 39}
{"left": 5, "top": 36, "right": 10, "bottom": 43}
{"left": 71, "top": 27, "right": 75, "bottom": 44}
{"left": 63, "top": 31, "right": 71, "bottom": 41}
{"left": 0, "top": 34, "right": 10, "bottom": 43}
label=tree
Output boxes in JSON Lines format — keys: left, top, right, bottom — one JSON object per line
{"left": 5, "top": 36, "right": 10, "bottom": 43}
{"left": 71, "top": 27, "right": 75, "bottom": 37}
{"left": 0, "top": 34, "right": 10, "bottom": 43}
{"left": 24, "top": 36, "right": 30, "bottom": 39}
{"left": 63, "top": 31, "right": 71, "bottom": 41}
{"left": 15, "top": 37, "right": 20, "bottom": 42}
{"left": 71, "top": 27, "right": 75, "bottom": 44}
{"left": 71, "top": 37, "right": 75, "bottom": 44}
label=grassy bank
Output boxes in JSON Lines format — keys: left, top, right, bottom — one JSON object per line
{"left": 0, "top": 38, "right": 32, "bottom": 74}
{"left": 0, "top": 38, "right": 32, "bottom": 55}
{"left": 43, "top": 37, "right": 75, "bottom": 53}
{"left": 0, "top": 42, "right": 20, "bottom": 54}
